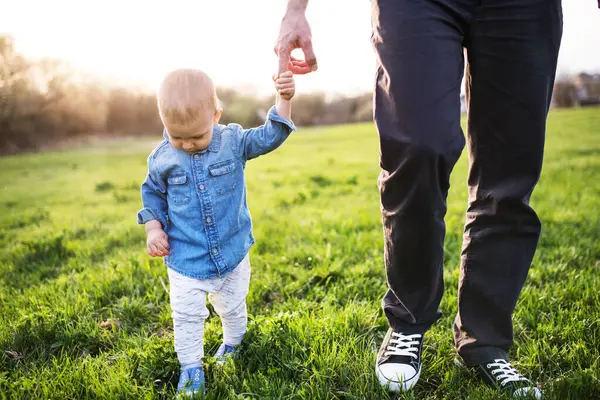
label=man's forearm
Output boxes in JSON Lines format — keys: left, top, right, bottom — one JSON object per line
{"left": 285, "top": 0, "right": 309, "bottom": 14}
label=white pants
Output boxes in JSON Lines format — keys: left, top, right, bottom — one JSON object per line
{"left": 168, "top": 255, "right": 251, "bottom": 368}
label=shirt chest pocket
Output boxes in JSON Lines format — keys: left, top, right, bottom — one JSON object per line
{"left": 167, "top": 172, "right": 191, "bottom": 205}
{"left": 209, "top": 159, "right": 238, "bottom": 196}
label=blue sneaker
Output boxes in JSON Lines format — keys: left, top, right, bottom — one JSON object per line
{"left": 176, "top": 366, "right": 205, "bottom": 396}
{"left": 213, "top": 343, "right": 239, "bottom": 364}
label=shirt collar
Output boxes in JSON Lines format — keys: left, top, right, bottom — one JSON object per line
{"left": 162, "top": 125, "right": 221, "bottom": 153}
{"left": 206, "top": 124, "right": 221, "bottom": 152}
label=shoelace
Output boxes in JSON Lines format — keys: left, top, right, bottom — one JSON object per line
{"left": 178, "top": 368, "right": 202, "bottom": 388}
{"left": 178, "top": 371, "right": 189, "bottom": 389}
{"left": 193, "top": 369, "right": 202, "bottom": 382}
{"left": 486, "top": 359, "right": 529, "bottom": 386}
{"left": 384, "top": 333, "right": 422, "bottom": 359}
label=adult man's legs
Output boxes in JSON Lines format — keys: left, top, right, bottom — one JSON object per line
{"left": 454, "top": 0, "right": 562, "bottom": 396}
{"left": 455, "top": 0, "right": 563, "bottom": 365}
{"left": 371, "top": 0, "right": 467, "bottom": 391}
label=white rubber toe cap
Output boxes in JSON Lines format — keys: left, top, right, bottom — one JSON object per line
{"left": 513, "top": 386, "right": 542, "bottom": 399}
{"left": 376, "top": 362, "right": 421, "bottom": 392}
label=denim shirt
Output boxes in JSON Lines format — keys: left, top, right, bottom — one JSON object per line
{"left": 137, "top": 106, "right": 296, "bottom": 279}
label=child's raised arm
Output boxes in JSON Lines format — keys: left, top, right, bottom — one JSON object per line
{"left": 235, "top": 72, "right": 297, "bottom": 161}
{"left": 275, "top": 71, "right": 295, "bottom": 120}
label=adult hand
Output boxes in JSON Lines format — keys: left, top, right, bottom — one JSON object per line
{"left": 275, "top": 5, "right": 318, "bottom": 75}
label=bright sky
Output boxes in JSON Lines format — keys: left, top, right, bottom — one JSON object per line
{"left": 2, "top": 0, "right": 599, "bottom": 97}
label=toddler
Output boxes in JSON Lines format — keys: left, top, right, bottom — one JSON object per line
{"left": 137, "top": 67, "right": 296, "bottom": 395}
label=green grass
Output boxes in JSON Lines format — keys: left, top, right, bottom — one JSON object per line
{"left": 1, "top": 107, "right": 599, "bottom": 399}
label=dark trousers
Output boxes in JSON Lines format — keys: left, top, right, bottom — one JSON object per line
{"left": 371, "top": 0, "right": 562, "bottom": 365}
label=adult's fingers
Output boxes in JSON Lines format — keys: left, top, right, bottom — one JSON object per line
{"left": 278, "top": 47, "right": 291, "bottom": 75}
{"left": 277, "top": 47, "right": 315, "bottom": 74}
{"left": 288, "top": 60, "right": 312, "bottom": 75}
{"left": 300, "top": 38, "right": 318, "bottom": 71}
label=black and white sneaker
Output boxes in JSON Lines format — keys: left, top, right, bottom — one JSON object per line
{"left": 462, "top": 358, "right": 542, "bottom": 399}
{"left": 375, "top": 328, "right": 424, "bottom": 392}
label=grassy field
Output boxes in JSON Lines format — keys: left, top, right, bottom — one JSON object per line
{"left": 0, "top": 107, "right": 599, "bottom": 399}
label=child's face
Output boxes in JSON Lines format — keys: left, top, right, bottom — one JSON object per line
{"left": 166, "top": 109, "right": 222, "bottom": 154}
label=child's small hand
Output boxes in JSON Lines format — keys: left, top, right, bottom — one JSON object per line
{"left": 274, "top": 71, "right": 295, "bottom": 100}
{"left": 147, "top": 227, "right": 170, "bottom": 257}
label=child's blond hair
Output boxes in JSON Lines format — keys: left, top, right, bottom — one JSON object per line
{"left": 157, "top": 68, "right": 221, "bottom": 127}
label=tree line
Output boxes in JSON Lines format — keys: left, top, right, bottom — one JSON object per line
{"left": 2, "top": 34, "right": 598, "bottom": 155}
{"left": 0, "top": 35, "right": 372, "bottom": 155}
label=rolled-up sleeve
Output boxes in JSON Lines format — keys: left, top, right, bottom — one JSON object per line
{"left": 137, "top": 156, "right": 168, "bottom": 228}
{"left": 238, "top": 106, "right": 296, "bottom": 161}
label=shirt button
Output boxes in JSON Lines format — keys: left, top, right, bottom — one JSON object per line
{"left": 206, "top": 217, "right": 211, "bottom": 224}
{"left": 194, "top": 154, "right": 199, "bottom": 160}
{"left": 212, "top": 247, "right": 218, "bottom": 254}
{"left": 198, "top": 184, "right": 205, "bottom": 190}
